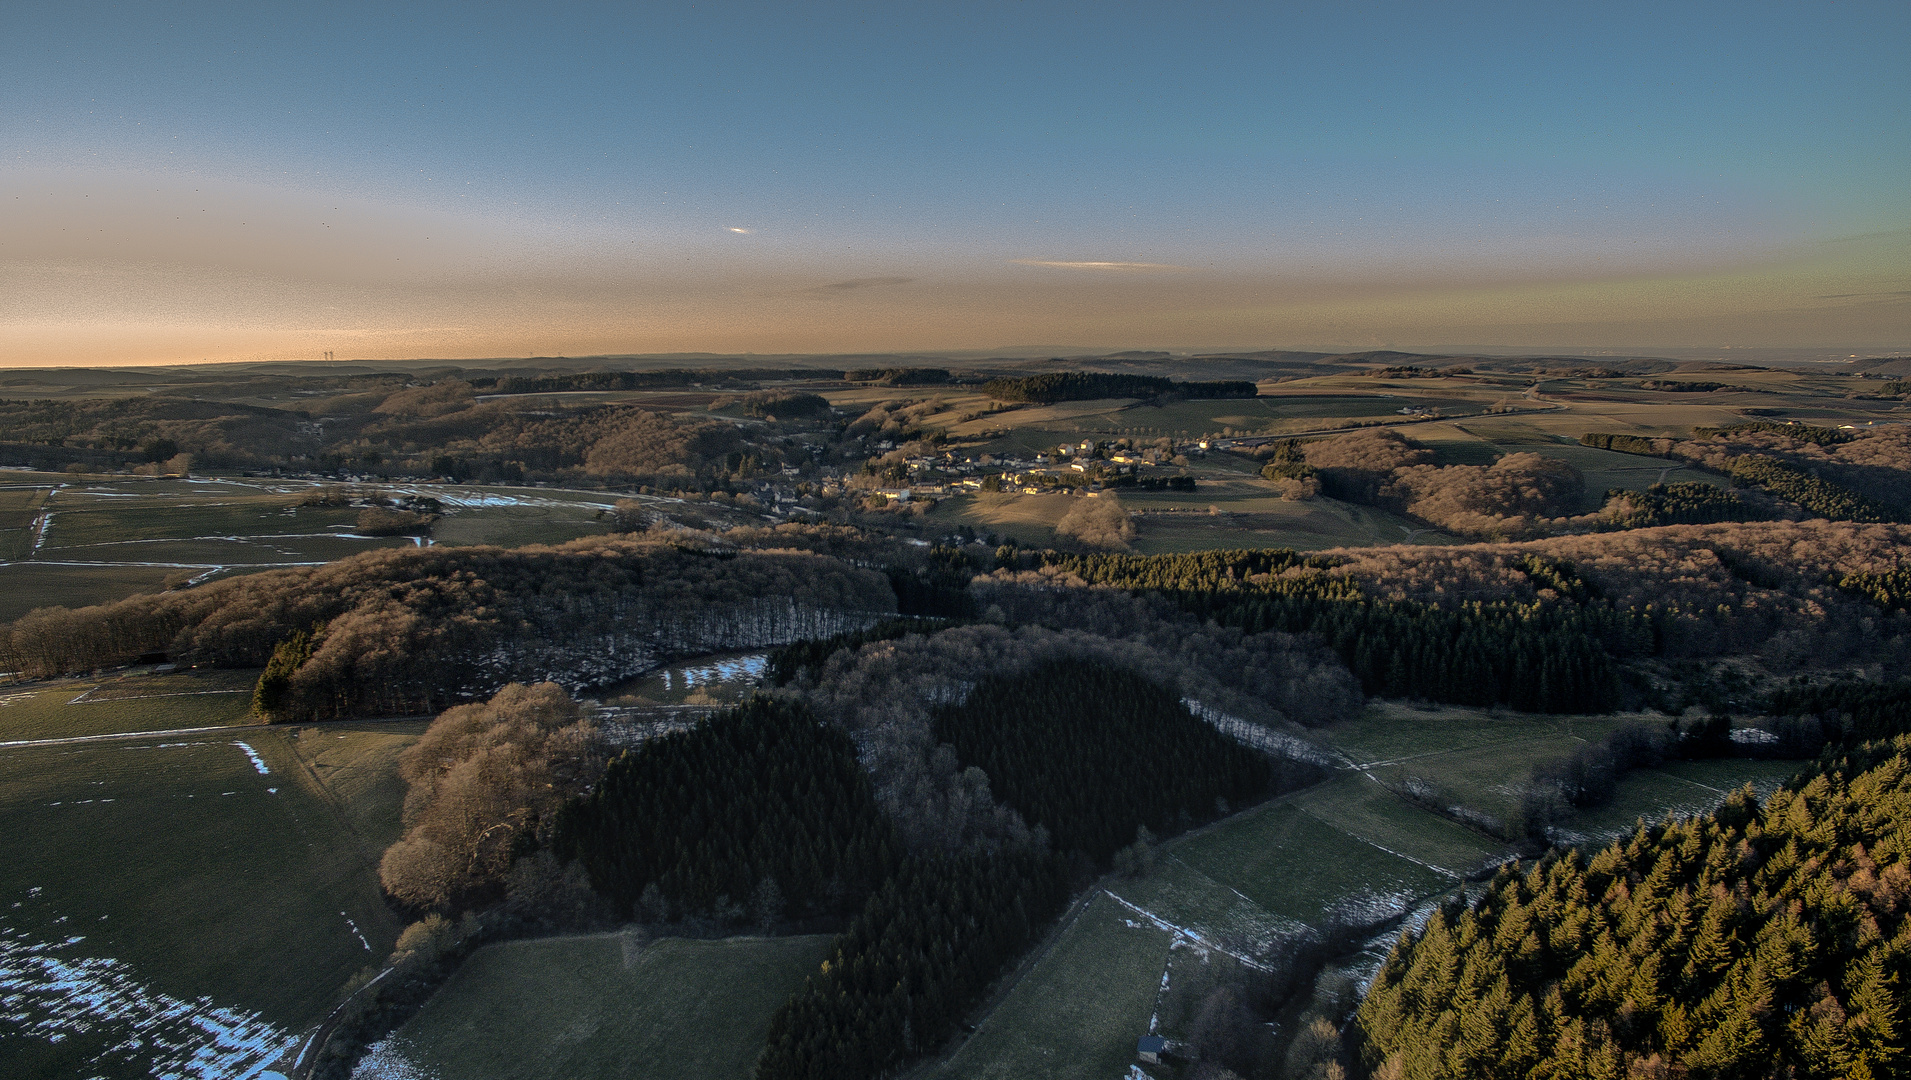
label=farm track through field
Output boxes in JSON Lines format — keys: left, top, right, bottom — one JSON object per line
{"left": 0, "top": 711, "right": 430, "bottom": 750}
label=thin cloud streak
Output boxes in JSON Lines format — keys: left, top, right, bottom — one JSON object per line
{"left": 1012, "top": 260, "right": 1189, "bottom": 272}
{"left": 804, "top": 276, "right": 916, "bottom": 294}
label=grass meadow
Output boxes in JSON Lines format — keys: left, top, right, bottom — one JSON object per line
{"left": 0, "top": 563, "right": 183, "bottom": 622}
{"left": 927, "top": 893, "right": 1172, "bottom": 1080}
{"left": 0, "top": 689, "right": 422, "bottom": 1080}
{"left": 939, "top": 695, "right": 1822, "bottom": 1079}
{"left": 0, "top": 669, "right": 258, "bottom": 740}
{"left": 1564, "top": 757, "right": 1806, "bottom": 845}
{"left": 0, "top": 475, "right": 621, "bottom": 621}
{"left": 374, "top": 933, "right": 831, "bottom": 1080}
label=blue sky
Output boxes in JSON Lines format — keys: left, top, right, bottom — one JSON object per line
{"left": 3, "top": 1, "right": 1906, "bottom": 361}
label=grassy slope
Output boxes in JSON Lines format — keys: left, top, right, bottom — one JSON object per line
{"left": 0, "top": 670, "right": 258, "bottom": 740}
{"left": 929, "top": 893, "right": 1171, "bottom": 1080}
{"left": 1564, "top": 757, "right": 1805, "bottom": 843}
{"left": 0, "top": 706, "right": 418, "bottom": 1078}
{"left": 946, "top": 701, "right": 1821, "bottom": 1078}
{"left": 384, "top": 933, "right": 831, "bottom": 1080}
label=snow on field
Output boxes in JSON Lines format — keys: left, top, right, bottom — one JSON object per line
{"left": 341, "top": 913, "right": 370, "bottom": 953}
{"left": 0, "top": 915, "right": 296, "bottom": 1079}
{"left": 351, "top": 1037, "right": 439, "bottom": 1080}
{"left": 376, "top": 484, "right": 618, "bottom": 511}
{"left": 1101, "top": 890, "right": 1275, "bottom": 972}
{"left": 655, "top": 653, "right": 768, "bottom": 693}
{"left": 233, "top": 743, "right": 270, "bottom": 775}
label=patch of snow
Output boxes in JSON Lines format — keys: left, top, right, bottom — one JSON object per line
{"left": 1101, "top": 891, "right": 1274, "bottom": 972}
{"left": 0, "top": 916, "right": 296, "bottom": 1079}
{"left": 351, "top": 1037, "right": 440, "bottom": 1080}
{"left": 233, "top": 742, "right": 270, "bottom": 775}
{"left": 342, "top": 913, "right": 371, "bottom": 953}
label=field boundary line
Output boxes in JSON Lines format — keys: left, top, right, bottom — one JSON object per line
{"left": 0, "top": 723, "right": 239, "bottom": 749}
{"left": 1291, "top": 802, "right": 1467, "bottom": 880}
{"left": 0, "top": 713, "right": 433, "bottom": 750}
{"left": 70, "top": 688, "right": 250, "bottom": 703}
{"left": 1100, "top": 889, "right": 1274, "bottom": 971}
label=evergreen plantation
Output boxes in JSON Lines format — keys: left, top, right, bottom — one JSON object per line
{"left": 554, "top": 698, "right": 900, "bottom": 921}
{"left": 1357, "top": 739, "right": 1911, "bottom": 1080}
{"left": 541, "top": 657, "right": 1281, "bottom": 1080}
{"left": 756, "top": 846, "right": 1071, "bottom": 1080}
{"left": 1028, "top": 549, "right": 1637, "bottom": 713}
{"left": 1599, "top": 482, "right": 1767, "bottom": 530}
{"left": 932, "top": 662, "right": 1273, "bottom": 862}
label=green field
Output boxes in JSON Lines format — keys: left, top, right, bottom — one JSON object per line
{"left": 369, "top": 933, "right": 831, "bottom": 1080}
{"left": 1563, "top": 757, "right": 1805, "bottom": 844}
{"left": 928, "top": 893, "right": 1171, "bottom": 1080}
{"left": 1314, "top": 701, "right": 1633, "bottom": 764}
{"left": 1290, "top": 774, "right": 1503, "bottom": 875}
{"left": 936, "top": 789, "right": 1469, "bottom": 1080}
{"left": 0, "top": 476, "right": 624, "bottom": 621}
{"left": 934, "top": 696, "right": 1823, "bottom": 1079}
{"left": 0, "top": 669, "right": 259, "bottom": 741}
{"left": 1148, "top": 802, "right": 1457, "bottom": 927}
{"left": 0, "top": 706, "right": 421, "bottom": 1079}
{"left": 929, "top": 483, "right": 1453, "bottom": 553}
{"left": 0, "top": 562, "right": 186, "bottom": 621}
{"left": 0, "top": 485, "right": 50, "bottom": 559}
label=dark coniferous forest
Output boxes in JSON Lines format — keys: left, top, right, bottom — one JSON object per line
{"left": 1029, "top": 549, "right": 1633, "bottom": 713}
{"left": 932, "top": 660, "right": 1273, "bottom": 861}
{"left": 553, "top": 698, "right": 899, "bottom": 920}
{"left": 1357, "top": 739, "right": 1911, "bottom": 1079}
{"left": 756, "top": 847, "right": 1070, "bottom": 1080}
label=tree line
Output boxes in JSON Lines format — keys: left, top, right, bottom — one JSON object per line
{"left": 1599, "top": 481, "right": 1768, "bottom": 529}
{"left": 1693, "top": 420, "right": 1855, "bottom": 446}
{"left": 982, "top": 371, "right": 1257, "bottom": 403}
{"left": 1355, "top": 738, "right": 1911, "bottom": 1079}
{"left": 0, "top": 537, "right": 895, "bottom": 717}
{"left": 474, "top": 368, "right": 823, "bottom": 395}
{"left": 1579, "top": 432, "right": 1673, "bottom": 456}
{"left": 1028, "top": 549, "right": 1636, "bottom": 713}
{"left": 844, "top": 367, "right": 952, "bottom": 385}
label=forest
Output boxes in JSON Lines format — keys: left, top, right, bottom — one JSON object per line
{"left": 553, "top": 697, "right": 900, "bottom": 922}
{"left": 1293, "top": 429, "right": 1591, "bottom": 539}
{"left": 0, "top": 379, "right": 817, "bottom": 488}
{"left": 1356, "top": 738, "right": 1911, "bottom": 1079}
{"left": 931, "top": 660, "right": 1274, "bottom": 863}
{"left": 376, "top": 647, "right": 1290, "bottom": 1080}
{"left": 1025, "top": 548, "right": 1637, "bottom": 713}
{"left": 981, "top": 371, "right": 1258, "bottom": 403}
{"left": 1589, "top": 421, "right": 1911, "bottom": 524}
{"left": 0, "top": 535, "right": 895, "bottom": 717}
{"left": 1599, "top": 482, "right": 1768, "bottom": 529}
{"left": 750, "top": 658, "right": 1282, "bottom": 1078}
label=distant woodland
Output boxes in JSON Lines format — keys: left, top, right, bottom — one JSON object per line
{"left": 0, "top": 376, "right": 809, "bottom": 488}
{"left": 1271, "top": 422, "right": 1911, "bottom": 541}
{"left": 982, "top": 371, "right": 1258, "bottom": 403}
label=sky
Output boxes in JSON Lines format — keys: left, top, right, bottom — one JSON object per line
{"left": 2, "top": 1, "right": 1907, "bottom": 365}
